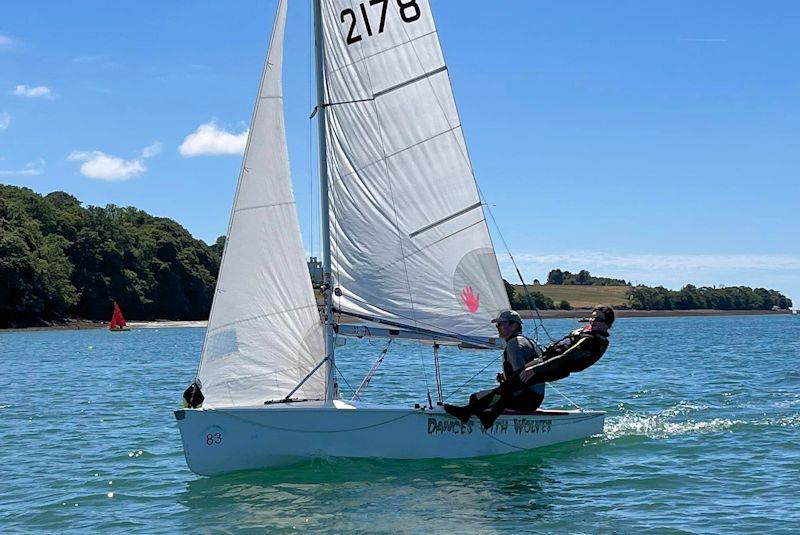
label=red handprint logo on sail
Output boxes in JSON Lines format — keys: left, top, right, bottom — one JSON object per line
{"left": 461, "top": 286, "right": 480, "bottom": 313}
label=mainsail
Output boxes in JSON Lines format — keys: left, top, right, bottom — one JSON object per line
{"left": 197, "top": 0, "right": 325, "bottom": 407}
{"left": 110, "top": 301, "right": 126, "bottom": 329}
{"left": 320, "top": 0, "right": 510, "bottom": 342}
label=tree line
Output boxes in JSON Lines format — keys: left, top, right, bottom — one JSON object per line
{"left": 504, "top": 280, "right": 563, "bottom": 310}
{"left": 507, "top": 269, "right": 792, "bottom": 312}
{"left": 1, "top": 186, "right": 792, "bottom": 327}
{"left": 626, "top": 284, "right": 791, "bottom": 311}
{"left": 0, "top": 185, "right": 223, "bottom": 327}
{"left": 546, "top": 269, "right": 628, "bottom": 286}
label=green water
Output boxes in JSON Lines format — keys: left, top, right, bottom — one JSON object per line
{"left": 1, "top": 315, "right": 798, "bottom": 533}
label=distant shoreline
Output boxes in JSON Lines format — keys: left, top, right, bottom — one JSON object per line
{"left": 0, "top": 319, "right": 208, "bottom": 333}
{"left": 0, "top": 309, "right": 793, "bottom": 332}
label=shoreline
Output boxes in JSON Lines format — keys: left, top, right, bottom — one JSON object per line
{"left": 0, "top": 309, "right": 793, "bottom": 332}
{"left": 0, "top": 319, "right": 208, "bottom": 333}
{"left": 520, "top": 309, "right": 793, "bottom": 319}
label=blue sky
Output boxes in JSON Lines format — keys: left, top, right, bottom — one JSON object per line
{"left": 1, "top": 1, "right": 798, "bottom": 305}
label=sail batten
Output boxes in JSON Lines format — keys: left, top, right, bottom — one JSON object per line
{"left": 372, "top": 65, "right": 447, "bottom": 98}
{"left": 196, "top": 0, "right": 324, "bottom": 407}
{"left": 321, "top": 0, "right": 510, "bottom": 342}
{"left": 409, "top": 202, "right": 483, "bottom": 238}
{"left": 232, "top": 200, "right": 297, "bottom": 213}
{"left": 205, "top": 303, "right": 320, "bottom": 335}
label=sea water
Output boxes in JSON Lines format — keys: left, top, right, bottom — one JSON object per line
{"left": 1, "top": 315, "right": 798, "bottom": 533}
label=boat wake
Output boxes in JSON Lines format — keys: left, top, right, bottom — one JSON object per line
{"left": 602, "top": 400, "right": 800, "bottom": 441}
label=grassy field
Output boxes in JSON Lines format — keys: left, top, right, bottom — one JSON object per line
{"left": 516, "top": 284, "right": 631, "bottom": 309}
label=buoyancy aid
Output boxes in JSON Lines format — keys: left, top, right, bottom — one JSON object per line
{"left": 503, "top": 334, "right": 545, "bottom": 395}
{"left": 501, "top": 334, "right": 540, "bottom": 376}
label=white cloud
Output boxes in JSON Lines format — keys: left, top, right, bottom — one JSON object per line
{"left": 141, "top": 141, "right": 163, "bottom": 158}
{"left": 0, "top": 112, "right": 10, "bottom": 131}
{"left": 68, "top": 151, "right": 144, "bottom": 181}
{"left": 0, "top": 33, "right": 16, "bottom": 50}
{"left": 67, "top": 142, "right": 161, "bottom": 181}
{"left": 0, "top": 158, "right": 46, "bottom": 177}
{"left": 179, "top": 121, "right": 248, "bottom": 157}
{"left": 12, "top": 84, "right": 54, "bottom": 98}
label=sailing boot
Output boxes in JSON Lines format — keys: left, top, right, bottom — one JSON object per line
{"left": 443, "top": 403, "right": 473, "bottom": 424}
{"left": 477, "top": 404, "right": 504, "bottom": 430}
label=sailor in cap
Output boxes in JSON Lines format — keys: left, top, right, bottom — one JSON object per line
{"left": 444, "top": 310, "right": 545, "bottom": 425}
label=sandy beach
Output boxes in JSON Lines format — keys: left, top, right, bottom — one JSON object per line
{"left": 0, "top": 319, "right": 208, "bottom": 332}
{"left": 1, "top": 309, "right": 792, "bottom": 332}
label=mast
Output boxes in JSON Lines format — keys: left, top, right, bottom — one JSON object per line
{"left": 312, "top": 0, "right": 336, "bottom": 401}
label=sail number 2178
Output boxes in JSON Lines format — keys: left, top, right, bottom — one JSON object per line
{"left": 340, "top": 0, "right": 421, "bottom": 46}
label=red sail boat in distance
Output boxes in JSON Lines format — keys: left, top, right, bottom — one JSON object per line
{"left": 109, "top": 301, "right": 130, "bottom": 332}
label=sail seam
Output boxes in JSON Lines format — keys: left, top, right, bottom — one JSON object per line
{"left": 206, "top": 303, "right": 320, "bottom": 334}
{"left": 409, "top": 201, "right": 482, "bottom": 238}
{"left": 233, "top": 201, "right": 295, "bottom": 214}
{"left": 326, "top": 29, "right": 438, "bottom": 78}
{"left": 360, "top": 218, "right": 485, "bottom": 278}
{"left": 209, "top": 365, "right": 311, "bottom": 386}
{"left": 330, "top": 215, "right": 485, "bottom": 291}
{"left": 336, "top": 125, "right": 460, "bottom": 183}
{"left": 372, "top": 65, "right": 447, "bottom": 99}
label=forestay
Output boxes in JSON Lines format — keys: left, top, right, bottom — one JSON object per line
{"left": 320, "top": 0, "right": 510, "bottom": 341}
{"left": 197, "top": 0, "right": 325, "bottom": 407}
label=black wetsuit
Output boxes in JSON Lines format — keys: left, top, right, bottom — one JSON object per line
{"left": 444, "top": 333, "right": 544, "bottom": 423}
{"left": 518, "top": 325, "right": 609, "bottom": 384}
{"left": 474, "top": 325, "right": 610, "bottom": 428}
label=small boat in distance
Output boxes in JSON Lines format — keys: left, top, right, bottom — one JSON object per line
{"left": 109, "top": 301, "right": 130, "bottom": 332}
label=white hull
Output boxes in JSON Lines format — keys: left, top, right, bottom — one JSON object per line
{"left": 175, "top": 400, "right": 604, "bottom": 476}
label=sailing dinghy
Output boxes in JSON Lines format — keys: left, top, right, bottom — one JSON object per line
{"left": 109, "top": 301, "right": 130, "bottom": 332}
{"left": 175, "top": 0, "right": 604, "bottom": 476}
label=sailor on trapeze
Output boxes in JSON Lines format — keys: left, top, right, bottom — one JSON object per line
{"left": 444, "top": 305, "right": 614, "bottom": 429}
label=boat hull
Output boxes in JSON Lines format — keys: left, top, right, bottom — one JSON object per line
{"left": 174, "top": 401, "right": 604, "bottom": 476}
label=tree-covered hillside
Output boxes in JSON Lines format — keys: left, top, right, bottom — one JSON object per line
{"left": 0, "top": 185, "right": 222, "bottom": 327}
{"left": 540, "top": 268, "right": 791, "bottom": 311}
{"left": 1, "top": 185, "right": 793, "bottom": 327}
{"left": 626, "top": 284, "right": 792, "bottom": 311}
